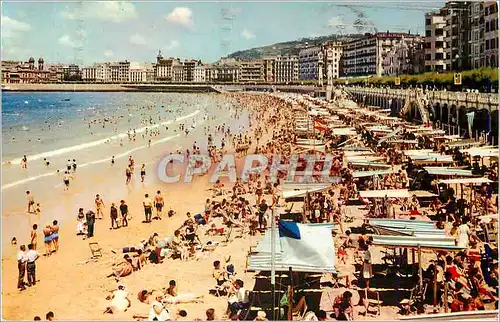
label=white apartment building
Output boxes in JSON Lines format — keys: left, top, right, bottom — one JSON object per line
{"left": 485, "top": 2, "right": 498, "bottom": 67}
{"left": 322, "top": 41, "right": 343, "bottom": 80}
{"left": 81, "top": 66, "right": 97, "bottom": 82}
{"left": 95, "top": 63, "right": 110, "bottom": 82}
{"left": 130, "top": 68, "right": 154, "bottom": 83}
{"left": 343, "top": 32, "right": 420, "bottom": 76}
{"left": 193, "top": 64, "right": 206, "bottom": 83}
{"left": 299, "top": 46, "right": 321, "bottom": 80}
{"left": 425, "top": 11, "right": 447, "bottom": 72}
{"left": 274, "top": 55, "right": 299, "bottom": 83}
{"left": 206, "top": 63, "right": 240, "bottom": 83}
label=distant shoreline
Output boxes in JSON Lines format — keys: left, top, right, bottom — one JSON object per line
{"left": 1, "top": 83, "right": 222, "bottom": 93}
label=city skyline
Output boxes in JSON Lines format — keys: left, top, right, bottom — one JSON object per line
{"left": 1, "top": 1, "right": 444, "bottom": 65}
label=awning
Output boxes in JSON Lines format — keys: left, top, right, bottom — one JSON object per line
{"left": 400, "top": 309, "right": 499, "bottom": 320}
{"left": 424, "top": 167, "right": 474, "bottom": 176}
{"left": 369, "top": 219, "right": 446, "bottom": 238}
{"left": 386, "top": 140, "right": 419, "bottom": 144}
{"left": 348, "top": 161, "right": 391, "bottom": 169}
{"left": 359, "top": 189, "right": 411, "bottom": 198}
{"left": 353, "top": 169, "right": 396, "bottom": 178}
{"left": 447, "top": 140, "right": 483, "bottom": 148}
{"left": 296, "top": 139, "right": 325, "bottom": 146}
{"left": 409, "top": 154, "right": 454, "bottom": 162}
{"left": 330, "top": 128, "right": 357, "bottom": 136}
{"left": 371, "top": 235, "right": 463, "bottom": 251}
{"left": 341, "top": 146, "right": 372, "bottom": 151}
{"left": 438, "top": 177, "right": 494, "bottom": 185}
{"left": 283, "top": 183, "right": 331, "bottom": 199}
{"left": 462, "top": 148, "right": 499, "bottom": 158}
{"left": 345, "top": 156, "right": 385, "bottom": 162}
{"left": 404, "top": 149, "right": 434, "bottom": 156}
{"left": 248, "top": 224, "right": 336, "bottom": 273}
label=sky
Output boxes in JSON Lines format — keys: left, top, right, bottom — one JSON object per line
{"left": 1, "top": 0, "right": 445, "bottom": 66}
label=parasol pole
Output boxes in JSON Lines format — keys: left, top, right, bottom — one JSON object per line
{"left": 271, "top": 207, "right": 276, "bottom": 320}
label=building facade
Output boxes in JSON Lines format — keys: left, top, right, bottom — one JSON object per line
{"left": 193, "top": 64, "right": 206, "bottom": 83}
{"left": 484, "top": 2, "right": 498, "bottom": 67}
{"left": 322, "top": 41, "right": 343, "bottom": 81}
{"left": 343, "top": 32, "right": 420, "bottom": 77}
{"left": 274, "top": 55, "right": 299, "bottom": 83}
{"left": 299, "top": 46, "right": 321, "bottom": 81}
{"left": 82, "top": 66, "right": 97, "bottom": 82}
{"left": 130, "top": 68, "right": 154, "bottom": 83}
{"left": 239, "top": 60, "right": 265, "bottom": 83}
{"left": 382, "top": 37, "right": 424, "bottom": 76}
{"left": 1, "top": 57, "right": 52, "bottom": 83}
{"left": 425, "top": 10, "right": 447, "bottom": 72}
{"left": 206, "top": 63, "right": 240, "bottom": 83}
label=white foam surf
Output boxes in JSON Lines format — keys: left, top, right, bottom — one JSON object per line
{"left": 5, "top": 109, "right": 200, "bottom": 165}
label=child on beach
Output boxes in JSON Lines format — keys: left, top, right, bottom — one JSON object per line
{"left": 30, "top": 224, "right": 38, "bottom": 250}
{"left": 140, "top": 164, "right": 146, "bottom": 182}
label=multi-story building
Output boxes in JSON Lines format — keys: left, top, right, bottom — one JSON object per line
{"left": 382, "top": 37, "right": 425, "bottom": 75}
{"left": 193, "top": 64, "right": 206, "bottom": 83}
{"left": 484, "top": 2, "right": 498, "bottom": 67}
{"left": 130, "top": 68, "right": 154, "bottom": 83}
{"left": 172, "top": 64, "right": 184, "bottom": 82}
{"left": 342, "top": 32, "right": 420, "bottom": 76}
{"left": 62, "top": 64, "right": 81, "bottom": 81}
{"left": 81, "top": 66, "right": 97, "bottom": 82}
{"left": 299, "top": 46, "right": 322, "bottom": 81}
{"left": 274, "top": 55, "right": 299, "bottom": 83}
{"left": 206, "top": 62, "right": 240, "bottom": 83}
{"left": 1, "top": 57, "right": 52, "bottom": 83}
{"left": 442, "top": 2, "right": 471, "bottom": 71}
{"left": 154, "top": 51, "right": 182, "bottom": 82}
{"left": 322, "top": 41, "right": 343, "bottom": 81}
{"left": 239, "top": 60, "right": 265, "bottom": 83}
{"left": 263, "top": 58, "right": 275, "bottom": 83}
{"left": 425, "top": 10, "right": 447, "bottom": 72}
{"left": 182, "top": 59, "right": 201, "bottom": 82}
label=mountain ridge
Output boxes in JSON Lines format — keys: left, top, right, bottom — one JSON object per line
{"left": 225, "top": 33, "right": 364, "bottom": 60}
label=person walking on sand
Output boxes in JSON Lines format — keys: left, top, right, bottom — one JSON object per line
{"left": 140, "top": 164, "right": 146, "bottom": 183}
{"left": 17, "top": 245, "right": 27, "bottom": 290}
{"left": 154, "top": 190, "right": 164, "bottom": 220}
{"left": 43, "top": 224, "right": 53, "bottom": 257}
{"left": 120, "top": 200, "right": 129, "bottom": 227}
{"left": 62, "top": 171, "right": 71, "bottom": 190}
{"left": 95, "top": 194, "right": 105, "bottom": 219}
{"left": 26, "top": 243, "right": 39, "bottom": 286}
{"left": 26, "top": 191, "right": 35, "bottom": 213}
{"left": 51, "top": 220, "right": 59, "bottom": 252}
{"left": 86, "top": 210, "right": 96, "bottom": 238}
{"left": 21, "top": 155, "right": 28, "bottom": 169}
{"left": 111, "top": 156, "right": 115, "bottom": 166}
{"left": 72, "top": 159, "right": 77, "bottom": 172}
{"left": 30, "top": 224, "right": 38, "bottom": 250}
{"left": 143, "top": 194, "right": 153, "bottom": 223}
{"left": 125, "top": 166, "right": 132, "bottom": 185}
{"left": 110, "top": 203, "right": 119, "bottom": 229}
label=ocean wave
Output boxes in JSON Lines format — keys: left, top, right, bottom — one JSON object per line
{"left": 2, "top": 134, "right": 181, "bottom": 191}
{"left": 5, "top": 109, "right": 200, "bottom": 165}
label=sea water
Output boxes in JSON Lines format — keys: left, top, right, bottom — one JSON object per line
{"left": 1, "top": 92, "right": 249, "bottom": 246}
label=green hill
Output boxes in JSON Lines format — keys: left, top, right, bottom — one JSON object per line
{"left": 226, "top": 34, "right": 363, "bottom": 60}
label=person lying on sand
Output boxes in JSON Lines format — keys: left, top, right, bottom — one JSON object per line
{"left": 104, "top": 284, "right": 131, "bottom": 314}
{"left": 163, "top": 280, "right": 204, "bottom": 304}
{"left": 107, "top": 255, "right": 134, "bottom": 279}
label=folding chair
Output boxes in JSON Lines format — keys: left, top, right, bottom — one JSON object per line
{"left": 365, "top": 289, "right": 382, "bottom": 316}
{"left": 88, "top": 242, "right": 102, "bottom": 258}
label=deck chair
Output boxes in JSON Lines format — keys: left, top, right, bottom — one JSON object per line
{"left": 364, "top": 289, "right": 382, "bottom": 316}
{"left": 209, "top": 284, "right": 227, "bottom": 297}
{"left": 88, "top": 242, "right": 102, "bottom": 258}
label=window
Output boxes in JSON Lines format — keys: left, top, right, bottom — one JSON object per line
{"left": 425, "top": 30, "right": 432, "bottom": 37}
{"left": 486, "top": 40, "right": 490, "bottom": 50}
{"left": 491, "top": 38, "right": 496, "bottom": 49}
{"left": 425, "top": 54, "right": 432, "bottom": 61}
{"left": 426, "top": 18, "right": 431, "bottom": 26}
{"left": 436, "top": 41, "right": 444, "bottom": 48}
{"left": 435, "top": 28, "right": 444, "bottom": 36}
{"left": 435, "top": 53, "right": 444, "bottom": 60}
{"left": 486, "top": 21, "right": 490, "bottom": 32}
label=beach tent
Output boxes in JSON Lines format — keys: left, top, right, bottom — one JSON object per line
{"left": 359, "top": 189, "right": 412, "bottom": 198}
{"left": 248, "top": 222, "right": 335, "bottom": 273}
{"left": 282, "top": 183, "right": 331, "bottom": 199}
